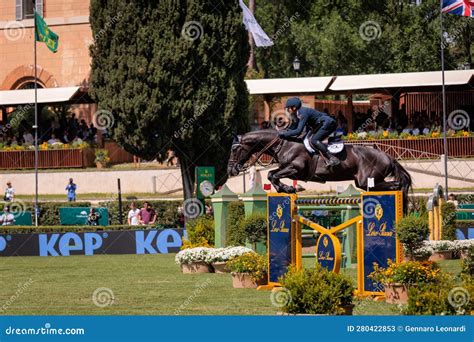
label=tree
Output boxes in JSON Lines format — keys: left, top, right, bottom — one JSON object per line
{"left": 89, "top": 0, "right": 250, "bottom": 199}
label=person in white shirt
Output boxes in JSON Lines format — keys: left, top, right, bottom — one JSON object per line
{"left": 127, "top": 202, "right": 140, "bottom": 226}
{"left": 47, "top": 134, "right": 58, "bottom": 144}
{"left": 23, "top": 131, "right": 34, "bottom": 145}
{"left": 4, "top": 182, "right": 14, "bottom": 202}
{"left": 0, "top": 206, "right": 14, "bottom": 226}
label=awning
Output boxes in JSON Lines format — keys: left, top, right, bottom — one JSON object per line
{"left": 329, "top": 70, "right": 474, "bottom": 92}
{"left": 245, "top": 76, "right": 334, "bottom": 95}
{"left": 0, "top": 86, "right": 84, "bottom": 106}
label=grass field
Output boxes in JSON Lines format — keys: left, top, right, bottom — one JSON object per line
{"left": 0, "top": 254, "right": 462, "bottom": 315}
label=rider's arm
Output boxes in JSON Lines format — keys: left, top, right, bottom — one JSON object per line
{"left": 279, "top": 113, "right": 308, "bottom": 137}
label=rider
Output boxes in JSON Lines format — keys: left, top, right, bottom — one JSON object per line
{"left": 278, "top": 97, "right": 340, "bottom": 167}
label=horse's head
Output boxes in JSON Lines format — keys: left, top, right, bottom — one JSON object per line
{"left": 227, "top": 133, "right": 251, "bottom": 177}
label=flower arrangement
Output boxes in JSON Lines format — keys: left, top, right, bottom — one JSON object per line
{"left": 175, "top": 247, "right": 212, "bottom": 265}
{"left": 369, "top": 260, "right": 441, "bottom": 285}
{"left": 454, "top": 239, "right": 474, "bottom": 252}
{"left": 225, "top": 252, "right": 267, "bottom": 281}
{"left": 342, "top": 129, "right": 472, "bottom": 141}
{"left": 204, "top": 246, "right": 254, "bottom": 263}
{"left": 0, "top": 141, "right": 89, "bottom": 151}
{"left": 94, "top": 149, "right": 111, "bottom": 166}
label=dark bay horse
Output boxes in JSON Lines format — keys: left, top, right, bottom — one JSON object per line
{"left": 227, "top": 129, "right": 412, "bottom": 210}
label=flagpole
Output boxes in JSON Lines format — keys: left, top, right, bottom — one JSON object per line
{"left": 440, "top": 0, "right": 449, "bottom": 200}
{"left": 33, "top": 6, "right": 39, "bottom": 226}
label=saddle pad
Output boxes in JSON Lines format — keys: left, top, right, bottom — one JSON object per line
{"left": 303, "top": 136, "right": 316, "bottom": 154}
{"left": 328, "top": 142, "right": 344, "bottom": 154}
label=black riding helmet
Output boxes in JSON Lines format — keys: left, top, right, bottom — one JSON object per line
{"left": 285, "top": 97, "right": 302, "bottom": 109}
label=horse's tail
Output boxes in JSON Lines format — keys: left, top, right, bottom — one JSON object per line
{"left": 391, "top": 158, "right": 412, "bottom": 212}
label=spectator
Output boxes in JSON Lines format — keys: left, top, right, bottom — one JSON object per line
{"left": 138, "top": 201, "right": 156, "bottom": 225}
{"left": 0, "top": 205, "right": 14, "bottom": 226}
{"left": 166, "top": 150, "right": 176, "bottom": 167}
{"left": 23, "top": 130, "right": 34, "bottom": 145}
{"left": 87, "top": 208, "right": 101, "bottom": 226}
{"left": 48, "top": 134, "right": 58, "bottom": 144}
{"left": 447, "top": 194, "right": 459, "bottom": 207}
{"left": 65, "top": 178, "right": 77, "bottom": 202}
{"left": 4, "top": 182, "right": 14, "bottom": 202}
{"left": 127, "top": 202, "right": 140, "bottom": 226}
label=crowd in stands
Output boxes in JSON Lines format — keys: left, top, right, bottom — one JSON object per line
{"left": 0, "top": 113, "right": 100, "bottom": 147}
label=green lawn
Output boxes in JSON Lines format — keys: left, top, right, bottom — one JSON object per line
{"left": 0, "top": 254, "right": 463, "bottom": 315}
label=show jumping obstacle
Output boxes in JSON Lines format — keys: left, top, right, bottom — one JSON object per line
{"left": 258, "top": 191, "right": 404, "bottom": 296}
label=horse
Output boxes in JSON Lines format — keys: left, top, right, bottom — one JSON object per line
{"left": 227, "top": 129, "right": 412, "bottom": 211}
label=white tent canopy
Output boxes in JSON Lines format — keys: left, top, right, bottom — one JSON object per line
{"left": 244, "top": 70, "right": 473, "bottom": 95}
{"left": 0, "top": 87, "right": 81, "bottom": 106}
{"left": 245, "top": 76, "right": 334, "bottom": 95}
{"left": 329, "top": 70, "right": 474, "bottom": 92}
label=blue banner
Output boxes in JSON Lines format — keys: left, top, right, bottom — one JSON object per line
{"left": 0, "top": 229, "right": 186, "bottom": 257}
{"left": 361, "top": 193, "right": 399, "bottom": 293}
{"left": 267, "top": 195, "right": 293, "bottom": 284}
{"left": 0, "top": 316, "right": 471, "bottom": 342}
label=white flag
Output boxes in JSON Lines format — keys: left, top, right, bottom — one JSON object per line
{"left": 239, "top": 0, "right": 274, "bottom": 47}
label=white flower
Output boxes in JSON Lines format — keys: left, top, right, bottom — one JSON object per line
{"left": 453, "top": 239, "right": 474, "bottom": 252}
{"left": 175, "top": 246, "right": 254, "bottom": 265}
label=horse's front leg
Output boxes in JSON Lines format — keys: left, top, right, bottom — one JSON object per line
{"left": 268, "top": 165, "right": 299, "bottom": 193}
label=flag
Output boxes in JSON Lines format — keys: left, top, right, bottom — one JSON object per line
{"left": 34, "top": 11, "right": 59, "bottom": 53}
{"left": 239, "top": 0, "right": 273, "bottom": 47}
{"left": 442, "top": 0, "right": 474, "bottom": 17}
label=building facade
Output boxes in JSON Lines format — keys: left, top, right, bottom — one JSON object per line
{"left": 0, "top": 0, "right": 93, "bottom": 118}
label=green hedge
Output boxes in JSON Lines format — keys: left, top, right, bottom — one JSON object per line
{"left": 226, "top": 201, "right": 245, "bottom": 246}
{"left": 0, "top": 224, "right": 165, "bottom": 234}
{"left": 98, "top": 200, "right": 182, "bottom": 226}
{"left": 9, "top": 201, "right": 92, "bottom": 226}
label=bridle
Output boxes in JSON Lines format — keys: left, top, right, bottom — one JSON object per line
{"left": 230, "top": 136, "right": 280, "bottom": 173}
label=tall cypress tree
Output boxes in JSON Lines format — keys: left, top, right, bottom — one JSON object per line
{"left": 90, "top": 0, "right": 249, "bottom": 198}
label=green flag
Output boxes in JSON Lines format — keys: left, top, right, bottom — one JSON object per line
{"left": 34, "top": 11, "right": 59, "bottom": 53}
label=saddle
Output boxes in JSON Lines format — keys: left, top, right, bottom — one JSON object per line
{"left": 303, "top": 133, "right": 345, "bottom": 155}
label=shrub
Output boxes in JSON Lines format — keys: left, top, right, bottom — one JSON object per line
{"left": 461, "top": 245, "right": 474, "bottom": 277}
{"left": 441, "top": 201, "right": 457, "bottom": 240}
{"left": 226, "top": 201, "right": 245, "bottom": 246}
{"left": 369, "top": 260, "right": 441, "bottom": 285}
{"left": 396, "top": 214, "right": 429, "bottom": 258}
{"left": 240, "top": 212, "right": 267, "bottom": 245}
{"left": 183, "top": 215, "right": 214, "bottom": 247}
{"left": 402, "top": 275, "right": 472, "bottom": 316}
{"left": 279, "top": 264, "right": 354, "bottom": 314}
{"left": 225, "top": 252, "right": 267, "bottom": 281}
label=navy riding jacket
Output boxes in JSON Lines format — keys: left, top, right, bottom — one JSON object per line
{"left": 279, "top": 107, "right": 335, "bottom": 138}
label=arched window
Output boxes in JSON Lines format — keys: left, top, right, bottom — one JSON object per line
{"left": 18, "top": 82, "right": 44, "bottom": 90}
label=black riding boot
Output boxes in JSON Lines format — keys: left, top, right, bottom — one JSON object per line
{"left": 313, "top": 141, "right": 340, "bottom": 167}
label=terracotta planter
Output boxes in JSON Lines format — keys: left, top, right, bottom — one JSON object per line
{"left": 231, "top": 273, "right": 266, "bottom": 288}
{"left": 96, "top": 162, "right": 104, "bottom": 169}
{"left": 429, "top": 250, "right": 453, "bottom": 261}
{"left": 181, "top": 262, "right": 212, "bottom": 274}
{"left": 404, "top": 254, "right": 430, "bottom": 262}
{"left": 211, "top": 262, "right": 228, "bottom": 273}
{"left": 384, "top": 283, "right": 410, "bottom": 304}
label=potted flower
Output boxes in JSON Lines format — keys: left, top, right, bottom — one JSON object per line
{"left": 226, "top": 252, "right": 267, "bottom": 288}
{"left": 411, "top": 243, "right": 433, "bottom": 262}
{"left": 395, "top": 214, "right": 429, "bottom": 260}
{"left": 204, "top": 246, "right": 253, "bottom": 273}
{"left": 94, "top": 149, "right": 110, "bottom": 168}
{"left": 429, "top": 240, "right": 455, "bottom": 261}
{"left": 279, "top": 264, "right": 355, "bottom": 315}
{"left": 455, "top": 239, "right": 474, "bottom": 259}
{"left": 369, "top": 260, "right": 441, "bottom": 304}
{"left": 175, "top": 247, "right": 212, "bottom": 273}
